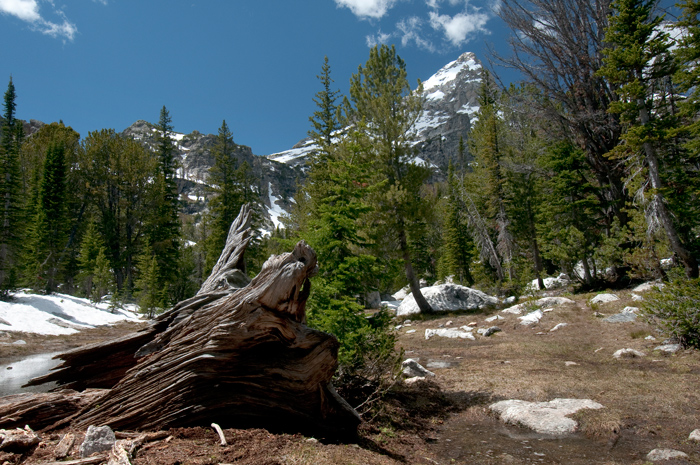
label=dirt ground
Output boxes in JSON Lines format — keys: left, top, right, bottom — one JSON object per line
{"left": 2, "top": 287, "right": 700, "bottom": 464}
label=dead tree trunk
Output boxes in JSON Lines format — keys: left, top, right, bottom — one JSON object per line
{"left": 18, "top": 205, "right": 360, "bottom": 438}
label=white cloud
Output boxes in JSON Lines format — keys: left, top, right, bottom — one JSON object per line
{"left": 335, "top": 0, "right": 398, "bottom": 19}
{"left": 366, "top": 30, "right": 393, "bottom": 47}
{"left": 0, "top": 0, "right": 79, "bottom": 41}
{"left": 397, "top": 16, "right": 435, "bottom": 52}
{"left": 428, "top": 9, "right": 489, "bottom": 46}
{"left": 0, "top": 0, "right": 41, "bottom": 21}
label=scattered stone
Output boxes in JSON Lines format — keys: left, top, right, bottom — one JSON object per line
{"left": 489, "top": 398, "right": 604, "bottom": 435}
{"left": 689, "top": 429, "right": 700, "bottom": 441}
{"left": 645, "top": 335, "right": 657, "bottom": 341}
{"left": 613, "top": 348, "right": 646, "bottom": 359}
{"left": 503, "top": 296, "right": 517, "bottom": 305}
{"left": 397, "top": 283, "right": 499, "bottom": 316}
{"left": 80, "top": 425, "right": 116, "bottom": 458}
{"left": 550, "top": 323, "right": 568, "bottom": 332}
{"left": 467, "top": 322, "right": 477, "bottom": 327}
{"left": 401, "top": 359, "right": 435, "bottom": 378}
{"left": 564, "top": 361, "right": 578, "bottom": 366}
{"left": 483, "top": 326, "right": 502, "bottom": 337}
{"left": 633, "top": 281, "right": 664, "bottom": 293}
{"left": 425, "top": 328, "right": 475, "bottom": 340}
{"left": 502, "top": 297, "right": 575, "bottom": 315}
{"left": 631, "top": 293, "right": 644, "bottom": 301}
{"left": 593, "top": 312, "right": 605, "bottom": 318}
{"left": 518, "top": 310, "right": 543, "bottom": 326}
{"left": 305, "top": 437, "right": 319, "bottom": 444}
{"left": 55, "top": 432, "right": 75, "bottom": 459}
{"left": 404, "top": 376, "right": 426, "bottom": 385}
{"left": 11, "top": 340, "right": 26, "bottom": 345}
{"left": 590, "top": 293, "right": 619, "bottom": 305}
{"left": 603, "top": 311, "right": 637, "bottom": 323}
{"left": 653, "top": 344, "right": 682, "bottom": 355}
{"left": 485, "top": 314, "right": 504, "bottom": 323}
{"left": 0, "top": 426, "right": 40, "bottom": 453}
{"left": 622, "top": 306, "right": 639, "bottom": 313}
{"left": 542, "top": 307, "right": 554, "bottom": 313}
{"left": 445, "top": 320, "right": 453, "bottom": 326}
{"left": 405, "top": 329, "right": 416, "bottom": 334}
{"left": 646, "top": 449, "right": 688, "bottom": 461}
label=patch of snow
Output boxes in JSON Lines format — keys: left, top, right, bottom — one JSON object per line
{"left": 267, "top": 182, "right": 286, "bottom": 229}
{"left": 0, "top": 291, "right": 141, "bottom": 336}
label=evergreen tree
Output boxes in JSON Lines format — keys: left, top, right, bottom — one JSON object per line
{"left": 147, "top": 106, "right": 182, "bottom": 301}
{"left": 599, "top": 0, "right": 698, "bottom": 277}
{"left": 26, "top": 142, "right": 68, "bottom": 293}
{"left": 77, "top": 220, "right": 104, "bottom": 300}
{"left": 349, "top": 44, "right": 433, "bottom": 313}
{"left": 0, "top": 77, "right": 23, "bottom": 298}
{"left": 438, "top": 163, "right": 475, "bottom": 285}
{"left": 205, "top": 120, "right": 244, "bottom": 273}
{"left": 134, "top": 240, "right": 164, "bottom": 319}
{"left": 309, "top": 56, "right": 342, "bottom": 151}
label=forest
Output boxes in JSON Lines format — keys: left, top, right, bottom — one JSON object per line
{"left": 0, "top": 0, "right": 699, "bottom": 378}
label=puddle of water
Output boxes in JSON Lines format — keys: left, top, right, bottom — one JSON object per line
{"left": 433, "top": 411, "right": 647, "bottom": 464}
{"left": 0, "top": 352, "right": 61, "bottom": 397}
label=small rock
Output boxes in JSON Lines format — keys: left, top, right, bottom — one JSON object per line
{"left": 590, "top": 293, "right": 619, "bottom": 304}
{"left": 542, "top": 307, "right": 554, "bottom": 313}
{"left": 633, "top": 281, "right": 664, "bottom": 293}
{"left": 405, "top": 329, "right": 416, "bottom": 334}
{"left": 518, "top": 310, "right": 543, "bottom": 326}
{"left": 404, "top": 376, "right": 426, "bottom": 385}
{"left": 564, "top": 361, "right": 578, "bottom": 366}
{"left": 613, "top": 348, "right": 646, "bottom": 359}
{"left": 646, "top": 449, "right": 688, "bottom": 461}
{"left": 622, "top": 306, "right": 639, "bottom": 313}
{"left": 445, "top": 320, "right": 453, "bottom": 326}
{"left": 467, "top": 322, "right": 477, "bottom": 327}
{"left": 645, "top": 335, "right": 657, "bottom": 341}
{"left": 12, "top": 340, "right": 26, "bottom": 345}
{"left": 631, "top": 293, "right": 644, "bottom": 301}
{"left": 305, "top": 437, "right": 319, "bottom": 444}
{"left": 0, "top": 426, "right": 40, "bottom": 453}
{"left": 484, "top": 326, "right": 501, "bottom": 337}
{"left": 425, "top": 328, "right": 475, "bottom": 340}
{"left": 401, "top": 359, "right": 435, "bottom": 378}
{"left": 689, "top": 429, "right": 700, "bottom": 441}
{"left": 503, "top": 296, "right": 516, "bottom": 305}
{"left": 653, "top": 344, "right": 682, "bottom": 355}
{"left": 489, "top": 398, "right": 604, "bottom": 435}
{"left": 550, "top": 323, "right": 568, "bottom": 332}
{"left": 603, "top": 312, "right": 637, "bottom": 323}
{"left": 80, "top": 425, "right": 116, "bottom": 458}
{"left": 485, "top": 314, "right": 504, "bottom": 323}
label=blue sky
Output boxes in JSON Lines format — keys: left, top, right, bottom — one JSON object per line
{"left": 0, "top": 0, "right": 513, "bottom": 155}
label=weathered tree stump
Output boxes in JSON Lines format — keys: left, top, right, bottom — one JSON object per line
{"left": 11, "top": 205, "right": 360, "bottom": 438}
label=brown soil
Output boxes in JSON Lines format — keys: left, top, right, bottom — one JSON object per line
{"left": 2, "top": 289, "right": 700, "bottom": 464}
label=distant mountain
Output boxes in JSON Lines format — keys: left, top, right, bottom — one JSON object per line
{"left": 121, "top": 120, "right": 303, "bottom": 230}
{"left": 266, "top": 52, "right": 483, "bottom": 172}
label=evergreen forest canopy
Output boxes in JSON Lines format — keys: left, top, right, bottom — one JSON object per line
{"left": 0, "top": 0, "right": 699, "bottom": 366}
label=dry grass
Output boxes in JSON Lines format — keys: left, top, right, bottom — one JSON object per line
{"left": 397, "top": 289, "right": 700, "bottom": 462}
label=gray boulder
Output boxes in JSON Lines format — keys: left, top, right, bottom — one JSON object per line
{"left": 489, "top": 398, "right": 604, "bottom": 435}
{"left": 646, "top": 449, "right": 688, "bottom": 461}
{"left": 397, "top": 283, "right": 498, "bottom": 316}
{"left": 401, "top": 359, "right": 435, "bottom": 378}
{"left": 653, "top": 344, "right": 682, "bottom": 355}
{"left": 79, "top": 425, "right": 115, "bottom": 458}
{"left": 613, "top": 348, "right": 645, "bottom": 359}
{"left": 689, "top": 429, "right": 700, "bottom": 441}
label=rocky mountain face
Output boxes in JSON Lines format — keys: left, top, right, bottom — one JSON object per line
{"left": 266, "top": 52, "right": 483, "bottom": 173}
{"left": 121, "top": 120, "right": 303, "bottom": 229}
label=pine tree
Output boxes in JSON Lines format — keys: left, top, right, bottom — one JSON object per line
{"left": 309, "top": 56, "right": 342, "bottom": 151}
{"left": 599, "top": 0, "right": 698, "bottom": 277}
{"left": 134, "top": 240, "right": 164, "bottom": 319}
{"left": 77, "top": 220, "right": 103, "bottom": 300}
{"left": 438, "top": 163, "right": 475, "bottom": 285}
{"left": 349, "top": 44, "right": 433, "bottom": 313}
{"left": 0, "top": 77, "right": 23, "bottom": 298}
{"left": 147, "top": 106, "right": 182, "bottom": 301}
{"left": 205, "top": 120, "right": 243, "bottom": 273}
{"left": 26, "top": 142, "right": 68, "bottom": 293}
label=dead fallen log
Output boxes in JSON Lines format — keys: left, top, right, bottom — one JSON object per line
{"left": 0, "top": 389, "right": 107, "bottom": 430}
{"left": 18, "top": 204, "right": 360, "bottom": 438}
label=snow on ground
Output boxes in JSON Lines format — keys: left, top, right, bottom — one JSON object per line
{"left": 0, "top": 291, "right": 142, "bottom": 336}
{"left": 267, "top": 182, "right": 286, "bottom": 230}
